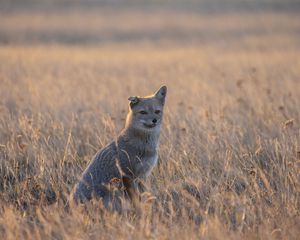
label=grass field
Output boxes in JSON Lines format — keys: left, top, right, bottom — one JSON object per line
{"left": 0, "top": 0, "right": 300, "bottom": 239}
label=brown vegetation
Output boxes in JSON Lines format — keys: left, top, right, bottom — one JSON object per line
{"left": 0, "top": 1, "right": 299, "bottom": 239}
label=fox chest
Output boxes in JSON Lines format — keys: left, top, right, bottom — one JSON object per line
{"left": 119, "top": 149, "right": 158, "bottom": 178}
{"left": 121, "top": 151, "right": 158, "bottom": 178}
{"left": 134, "top": 153, "right": 158, "bottom": 178}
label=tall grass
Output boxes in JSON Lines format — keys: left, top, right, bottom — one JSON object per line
{"left": 0, "top": 45, "right": 299, "bottom": 239}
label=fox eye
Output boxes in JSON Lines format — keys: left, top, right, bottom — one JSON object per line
{"left": 139, "top": 110, "right": 148, "bottom": 115}
{"left": 155, "top": 110, "right": 161, "bottom": 114}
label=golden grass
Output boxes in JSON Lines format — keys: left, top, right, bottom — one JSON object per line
{"left": 0, "top": 2, "right": 300, "bottom": 239}
{"left": 0, "top": 44, "right": 299, "bottom": 239}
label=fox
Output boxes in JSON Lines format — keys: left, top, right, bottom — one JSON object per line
{"left": 70, "top": 86, "right": 167, "bottom": 210}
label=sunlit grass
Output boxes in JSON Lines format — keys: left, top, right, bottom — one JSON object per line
{"left": 0, "top": 43, "right": 299, "bottom": 239}
{"left": 0, "top": 2, "right": 300, "bottom": 239}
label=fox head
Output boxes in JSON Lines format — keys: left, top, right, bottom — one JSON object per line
{"left": 126, "top": 86, "right": 167, "bottom": 132}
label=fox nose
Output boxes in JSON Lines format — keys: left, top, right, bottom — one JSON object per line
{"left": 152, "top": 118, "right": 157, "bottom": 124}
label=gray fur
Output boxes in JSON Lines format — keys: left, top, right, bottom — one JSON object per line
{"left": 71, "top": 86, "right": 167, "bottom": 206}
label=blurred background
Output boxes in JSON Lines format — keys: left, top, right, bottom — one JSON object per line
{"left": 1, "top": 0, "right": 299, "bottom": 48}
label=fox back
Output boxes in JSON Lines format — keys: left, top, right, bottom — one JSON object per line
{"left": 71, "top": 86, "right": 167, "bottom": 207}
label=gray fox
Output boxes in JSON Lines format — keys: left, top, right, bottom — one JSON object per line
{"left": 71, "top": 86, "right": 167, "bottom": 209}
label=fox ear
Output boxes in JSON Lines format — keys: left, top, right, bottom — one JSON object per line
{"left": 128, "top": 96, "right": 140, "bottom": 108}
{"left": 154, "top": 86, "right": 167, "bottom": 105}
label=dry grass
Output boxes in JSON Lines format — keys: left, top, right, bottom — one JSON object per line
{"left": 0, "top": 1, "right": 300, "bottom": 239}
